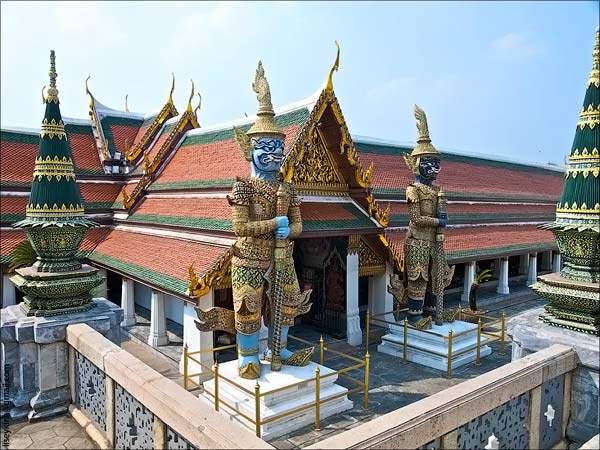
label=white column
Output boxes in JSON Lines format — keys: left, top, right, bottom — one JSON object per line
{"left": 527, "top": 253, "right": 538, "bottom": 285}
{"left": 518, "top": 254, "right": 529, "bottom": 275}
{"left": 541, "top": 251, "right": 553, "bottom": 271}
{"left": 2, "top": 274, "right": 17, "bottom": 308}
{"left": 180, "top": 291, "right": 214, "bottom": 381}
{"left": 553, "top": 253, "right": 562, "bottom": 273}
{"left": 496, "top": 257, "right": 510, "bottom": 295}
{"left": 121, "top": 278, "right": 136, "bottom": 327}
{"left": 369, "top": 262, "right": 395, "bottom": 324}
{"left": 148, "top": 290, "right": 168, "bottom": 347}
{"left": 346, "top": 248, "right": 362, "bottom": 346}
{"left": 461, "top": 261, "right": 476, "bottom": 303}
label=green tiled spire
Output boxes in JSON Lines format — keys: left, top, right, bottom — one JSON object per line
{"left": 15, "top": 50, "right": 91, "bottom": 226}
{"left": 553, "top": 27, "right": 600, "bottom": 231}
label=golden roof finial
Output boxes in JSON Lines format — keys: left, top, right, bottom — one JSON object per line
{"left": 325, "top": 40, "right": 340, "bottom": 92}
{"left": 85, "top": 75, "right": 94, "bottom": 109}
{"left": 168, "top": 72, "right": 175, "bottom": 105}
{"left": 589, "top": 26, "right": 600, "bottom": 87}
{"left": 41, "top": 85, "right": 47, "bottom": 104}
{"left": 246, "top": 61, "right": 284, "bottom": 139}
{"left": 186, "top": 79, "right": 195, "bottom": 114}
{"left": 46, "top": 50, "right": 59, "bottom": 103}
{"left": 194, "top": 92, "right": 202, "bottom": 118}
{"left": 125, "top": 94, "right": 129, "bottom": 112}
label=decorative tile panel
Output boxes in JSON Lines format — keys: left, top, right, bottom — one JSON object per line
{"left": 115, "top": 383, "right": 154, "bottom": 449}
{"left": 540, "top": 375, "right": 564, "bottom": 449}
{"left": 457, "top": 392, "right": 530, "bottom": 450}
{"left": 75, "top": 351, "right": 106, "bottom": 431}
{"left": 167, "top": 426, "right": 198, "bottom": 450}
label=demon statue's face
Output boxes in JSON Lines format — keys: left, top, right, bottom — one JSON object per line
{"left": 251, "top": 137, "right": 284, "bottom": 179}
{"left": 418, "top": 156, "right": 441, "bottom": 182}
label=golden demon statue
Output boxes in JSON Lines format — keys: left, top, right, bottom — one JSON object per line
{"left": 401, "top": 105, "right": 455, "bottom": 328}
{"left": 195, "top": 62, "right": 313, "bottom": 379}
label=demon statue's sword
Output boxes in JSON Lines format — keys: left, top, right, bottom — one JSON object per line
{"left": 270, "top": 183, "right": 290, "bottom": 371}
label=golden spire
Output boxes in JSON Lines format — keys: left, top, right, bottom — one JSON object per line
{"left": 325, "top": 40, "right": 340, "bottom": 92}
{"left": 186, "top": 79, "right": 195, "bottom": 114}
{"left": 589, "top": 26, "right": 599, "bottom": 87}
{"left": 125, "top": 94, "right": 129, "bottom": 112}
{"left": 246, "top": 61, "right": 284, "bottom": 139}
{"left": 46, "top": 50, "right": 59, "bottom": 103}
{"left": 168, "top": 73, "right": 175, "bottom": 105}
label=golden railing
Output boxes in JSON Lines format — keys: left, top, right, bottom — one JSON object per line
{"left": 365, "top": 306, "right": 506, "bottom": 379}
{"left": 183, "top": 335, "right": 370, "bottom": 437}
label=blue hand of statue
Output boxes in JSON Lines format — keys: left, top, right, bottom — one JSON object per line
{"left": 275, "top": 216, "right": 289, "bottom": 228}
{"left": 276, "top": 226, "right": 290, "bottom": 239}
{"left": 438, "top": 212, "right": 448, "bottom": 228}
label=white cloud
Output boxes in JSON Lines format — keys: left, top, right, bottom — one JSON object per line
{"left": 491, "top": 32, "right": 543, "bottom": 59}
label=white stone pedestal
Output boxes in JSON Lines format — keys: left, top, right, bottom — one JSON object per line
{"left": 200, "top": 360, "right": 353, "bottom": 440}
{"left": 377, "top": 320, "right": 492, "bottom": 371}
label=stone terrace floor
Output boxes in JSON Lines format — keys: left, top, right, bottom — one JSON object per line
{"left": 2, "top": 413, "right": 96, "bottom": 449}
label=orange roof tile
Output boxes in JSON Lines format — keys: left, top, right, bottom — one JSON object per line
{"left": 109, "top": 124, "right": 140, "bottom": 155}
{"left": 0, "top": 229, "right": 26, "bottom": 262}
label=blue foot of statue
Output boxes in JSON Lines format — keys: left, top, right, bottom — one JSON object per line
{"left": 237, "top": 330, "right": 261, "bottom": 379}
{"left": 264, "top": 326, "right": 314, "bottom": 367}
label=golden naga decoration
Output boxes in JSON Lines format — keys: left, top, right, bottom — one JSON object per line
{"left": 325, "top": 40, "right": 340, "bottom": 92}
{"left": 126, "top": 73, "right": 178, "bottom": 162}
{"left": 125, "top": 94, "right": 129, "bottom": 112}
{"left": 366, "top": 193, "right": 390, "bottom": 227}
{"left": 143, "top": 152, "right": 151, "bottom": 174}
{"left": 41, "top": 85, "right": 47, "bottom": 104}
{"left": 186, "top": 79, "right": 195, "bottom": 114}
{"left": 355, "top": 161, "right": 373, "bottom": 188}
{"left": 187, "top": 248, "right": 233, "bottom": 299}
{"left": 193, "top": 93, "right": 202, "bottom": 120}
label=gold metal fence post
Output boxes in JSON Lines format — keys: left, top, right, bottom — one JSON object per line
{"left": 365, "top": 310, "right": 371, "bottom": 350}
{"left": 255, "top": 381, "right": 261, "bottom": 438}
{"left": 476, "top": 318, "right": 482, "bottom": 365}
{"left": 319, "top": 335, "right": 324, "bottom": 366}
{"left": 403, "top": 318, "right": 408, "bottom": 363}
{"left": 183, "top": 344, "right": 189, "bottom": 390}
{"left": 447, "top": 329, "right": 453, "bottom": 379}
{"left": 213, "top": 361, "right": 219, "bottom": 411}
{"left": 315, "top": 367, "right": 321, "bottom": 431}
{"left": 364, "top": 352, "right": 370, "bottom": 410}
{"left": 500, "top": 312, "right": 506, "bottom": 356}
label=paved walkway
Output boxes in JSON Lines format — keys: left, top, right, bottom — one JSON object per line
{"left": 2, "top": 414, "right": 96, "bottom": 449}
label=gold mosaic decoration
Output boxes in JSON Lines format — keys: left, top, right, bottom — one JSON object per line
{"left": 26, "top": 203, "right": 85, "bottom": 218}
{"left": 358, "top": 237, "right": 385, "bottom": 276}
{"left": 40, "top": 118, "right": 67, "bottom": 140}
{"left": 32, "top": 155, "right": 75, "bottom": 181}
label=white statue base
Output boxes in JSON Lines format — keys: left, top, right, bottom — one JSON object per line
{"left": 377, "top": 320, "right": 492, "bottom": 371}
{"left": 200, "top": 359, "right": 353, "bottom": 440}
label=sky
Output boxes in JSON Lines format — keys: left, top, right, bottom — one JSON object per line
{"left": 1, "top": 1, "right": 598, "bottom": 166}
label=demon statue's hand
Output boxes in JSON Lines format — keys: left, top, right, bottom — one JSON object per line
{"left": 276, "top": 226, "right": 290, "bottom": 239}
{"left": 438, "top": 211, "right": 448, "bottom": 228}
{"left": 275, "top": 216, "right": 289, "bottom": 238}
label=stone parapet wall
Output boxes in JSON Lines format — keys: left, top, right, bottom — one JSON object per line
{"left": 306, "top": 344, "right": 577, "bottom": 449}
{"left": 66, "top": 322, "right": 271, "bottom": 450}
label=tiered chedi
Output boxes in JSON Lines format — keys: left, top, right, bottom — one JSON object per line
{"left": 532, "top": 28, "right": 600, "bottom": 335}
{"left": 10, "top": 50, "right": 102, "bottom": 316}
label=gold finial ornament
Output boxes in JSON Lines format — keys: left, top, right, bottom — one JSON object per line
{"left": 46, "top": 50, "right": 59, "bottom": 103}
{"left": 325, "top": 40, "right": 340, "bottom": 92}
{"left": 246, "top": 61, "right": 285, "bottom": 139}
{"left": 186, "top": 79, "right": 195, "bottom": 113}
{"left": 168, "top": 72, "right": 175, "bottom": 105}
{"left": 85, "top": 76, "right": 94, "bottom": 109}
{"left": 404, "top": 104, "right": 440, "bottom": 174}
{"left": 194, "top": 93, "right": 202, "bottom": 118}
{"left": 125, "top": 94, "right": 129, "bottom": 112}
{"left": 41, "top": 85, "right": 47, "bottom": 104}
{"left": 589, "top": 26, "right": 600, "bottom": 87}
